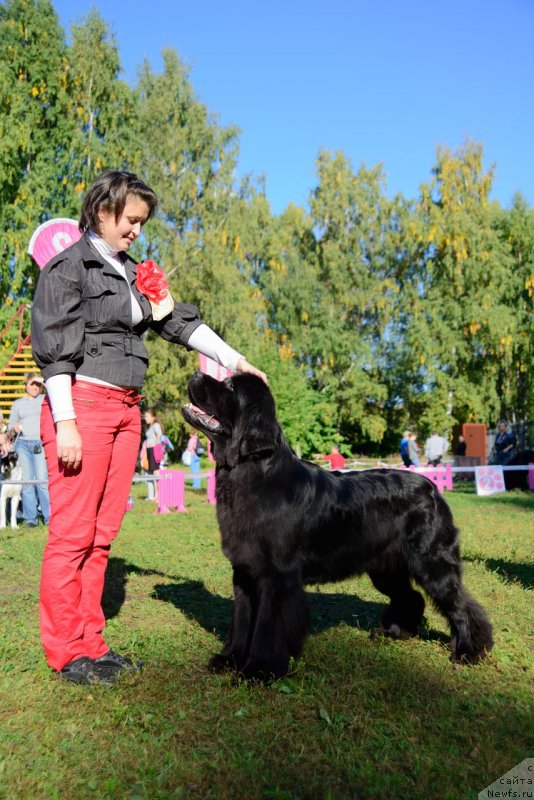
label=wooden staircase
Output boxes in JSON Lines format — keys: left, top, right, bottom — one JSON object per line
{"left": 0, "top": 305, "right": 40, "bottom": 419}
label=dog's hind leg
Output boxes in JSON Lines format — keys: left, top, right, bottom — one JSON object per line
{"left": 408, "top": 505, "right": 493, "bottom": 663}
{"left": 369, "top": 568, "right": 425, "bottom": 639}
{"left": 413, "top": 567, "right": 493, "bottom": 663}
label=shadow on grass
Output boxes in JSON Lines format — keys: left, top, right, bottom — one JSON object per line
{"left": 102, "top": 557, "right": 176, "bottom": 620}
{"left": 184, "top": 638, "right": 530, "bottom": 800}
{"left": 151, "top": 578, "right": 448, "bottom": 644}
{"left": 465, "top": 555, "right": 534, "bottom": 591}
{"left": 483, "top": 493, "right": 534, "bottom": 511}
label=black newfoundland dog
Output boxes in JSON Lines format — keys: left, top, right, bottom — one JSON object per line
{"left": 182, "top": 372, "right": 493, "bottom": 681}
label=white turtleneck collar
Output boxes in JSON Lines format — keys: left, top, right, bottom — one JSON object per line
{"left": 88, "top": 229, "right": 121, "bottom": 260}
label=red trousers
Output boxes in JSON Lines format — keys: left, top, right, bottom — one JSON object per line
{"left": 40, "top": 380, "right": 141, "bottom": 671}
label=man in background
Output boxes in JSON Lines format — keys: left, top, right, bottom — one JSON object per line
{"left": 424, "top": 431, "right": 449, "bottom": 466}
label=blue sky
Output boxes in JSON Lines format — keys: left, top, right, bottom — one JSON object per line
{"left": 51, "top": 0, "right": 534, "bottom": 215}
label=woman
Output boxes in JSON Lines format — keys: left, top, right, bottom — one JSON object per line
{"left": 8, "top": 373, "right": 50, "bottom": 527}
{"left": 143, "top": 408, "right": 162, "bottom": 501}
{"left": 31, "top": 170, "right": 266, "bottom": 686}
{"left": 491, "top": 420, "right": 516, "bottom": 466}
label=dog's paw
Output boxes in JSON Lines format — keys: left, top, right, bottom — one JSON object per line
{"left": 371, "top": 624, "right": 416, "bottom": 641}
{"left": 449, "top": 637, "right": 490, "bottom": 665}
{"left": 208, "top": 653, "right": 238, "bottom": 674}
{"left": 239, "top": 658, "right": 289, "bottom": 683}
{"left": 238, "top": 666, "right": 272, "bottom": 683}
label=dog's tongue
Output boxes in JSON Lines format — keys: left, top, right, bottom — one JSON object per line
{"left": 187, "top": 402, "right": 213, "bottom": 418}
{"left": 184, "top": 403, "right": 221, "bottom": 431}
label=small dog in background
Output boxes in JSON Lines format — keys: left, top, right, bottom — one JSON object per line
{"left": 0, "top": 452, "right": 23, "bottom": 529}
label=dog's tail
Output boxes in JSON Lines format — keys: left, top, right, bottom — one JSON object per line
{"left": 444, "top": 588, "right": 494, "bottom": 663}
{"left": 410, "top": 489, "right": 493, "bottom": 663}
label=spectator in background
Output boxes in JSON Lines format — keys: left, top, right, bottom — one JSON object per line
{"left": 186, "top": 430, "right": 203, "bottom": 488}
{"left": 490, "top": 420, "right": 516, "bottom": 466}
{"left": 143, "top": 409, "right": 163, "bottom": 501}
{"left": 455, "top": 435, "right": 467, "bottom": 457}
{"left": 318, "top": 445, "right": 346, "bottom": 470}
{"left": 159, "top": 433, "right": 174, "bottom": 468}
{"left": 8, "top": 373, "right": 50, "bottom": 527}
{"left": 424, "top": 431, "right": 449, "bottom": 467}
{"left": 400, "top": 430, "right": 411, "bottom": 467}
{"left": 407, "top": 432, "right": 420, "bottom": 467}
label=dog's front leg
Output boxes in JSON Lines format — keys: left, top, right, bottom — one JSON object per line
{"left": 241, "top": 571, "right": 310, "bottom": 682}
{"left": 208, "top": 566, "right": 255, "bottom": 674}
{"left": 10, "top": 496, "right": 20, "bottom": 529}
{"left": 0, "top": 495, "right": 6, "bottom": 529}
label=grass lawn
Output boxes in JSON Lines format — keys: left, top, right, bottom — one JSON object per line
{"left": 0, "top": 480, "right": 532, "bottom": 800}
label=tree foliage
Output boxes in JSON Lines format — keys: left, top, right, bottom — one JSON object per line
{"left": 0, "top": 1, "right": 532, "bottom": 455}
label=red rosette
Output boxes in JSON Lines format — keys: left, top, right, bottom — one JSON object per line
{"left": 135, "top": 260, "right": 169, "bottom": 303}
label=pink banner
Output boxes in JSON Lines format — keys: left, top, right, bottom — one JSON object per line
{"left": 28, "top": 218, "right": 82, "bottom": 269}
{"left": 198, "top": 353, "right": 234, "bottom": 382}
{"left": 198, "top": 353, "right": 232, "bottom": 464}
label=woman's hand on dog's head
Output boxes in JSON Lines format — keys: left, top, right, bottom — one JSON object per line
{"left": 236, "top": 357, "right": 268, "bottom": 385}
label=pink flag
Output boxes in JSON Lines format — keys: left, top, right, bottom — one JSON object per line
{"left": 198, "top": 354, "right": 234, "bottom": 464}
{"left": 28, "top": 218, "right": 82, "bottom": 269}
{"left": 198, "top": 353, "right": 234, "bottom": 382}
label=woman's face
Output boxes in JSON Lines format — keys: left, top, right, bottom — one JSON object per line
{"left": 498, "top": 423, "right": 507, "bottom": 433}
{"left": 144, "top": 412, "right": 154, "bottom": 425}
{"left": 26, "top": 379, "right": 42, "bottom": 397}
{"left": 97, "top": 195, "right": 150, "bottom": 252}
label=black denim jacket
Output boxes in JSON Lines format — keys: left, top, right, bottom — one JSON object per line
{"left": 31, "top": 233, "right": 202, "bottom": 389}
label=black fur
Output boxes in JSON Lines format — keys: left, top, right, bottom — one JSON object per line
{"left": 182, "top": 372, "right": 493, "bottom": 681}
{"left": 503, "top": 450, "right": 534, "bottom": 491}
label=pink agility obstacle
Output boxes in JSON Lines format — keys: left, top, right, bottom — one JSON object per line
{"left": 157, "top": 469, "right": 188, "bottom": 514}
{"left": 207, "top": 469, "right": 217, "bottom": 505}
{"left": 393, "top": 463, "right": 453, "bottom": 493}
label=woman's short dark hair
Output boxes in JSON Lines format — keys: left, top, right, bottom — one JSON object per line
{"left": 79, "top": 170, "right": 158, "bottom": 233}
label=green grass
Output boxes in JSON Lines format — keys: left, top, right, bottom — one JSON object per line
{"left": 0, "top": 483, "right": 533, "bottom": 800}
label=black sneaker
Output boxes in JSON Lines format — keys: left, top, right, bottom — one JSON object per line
{"left": 59, "top": 656, "right": 120, "bottom": 685}
{"left": 93, "top": 650, "right": 143, "bottom": 673}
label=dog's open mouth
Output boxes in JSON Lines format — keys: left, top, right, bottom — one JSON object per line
{"left": 181, "top": 403, "right": 223, "bottom": 433}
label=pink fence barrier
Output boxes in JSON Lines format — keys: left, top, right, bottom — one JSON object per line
{"left": 391, "top": 463, "right": 453, "bottom": 493}
{"left": 157, "top": 469, "right": 188, "bottom": 514}
{"left": 207, "top": 469, "right": 217, "bottom": 505}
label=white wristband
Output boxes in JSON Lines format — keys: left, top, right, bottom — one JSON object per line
{"left": 187, "top": 324, "right": 244, "bottom": 372}
{"left": 45, "top": 374, "right": 76, "bottom": 422}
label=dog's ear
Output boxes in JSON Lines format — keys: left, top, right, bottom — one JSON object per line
{"left": 242, "top": 412, "right": 279, "bottom": 458}
{"left": 226, "top": 379, "right": 279, "bottom": 466}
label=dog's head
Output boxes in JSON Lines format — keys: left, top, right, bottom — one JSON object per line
{"left": 1, "top": 451, "right": 18, "bottom": 475}
{"left": 181, "top": 372, "right": 280, "bottom": 467}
